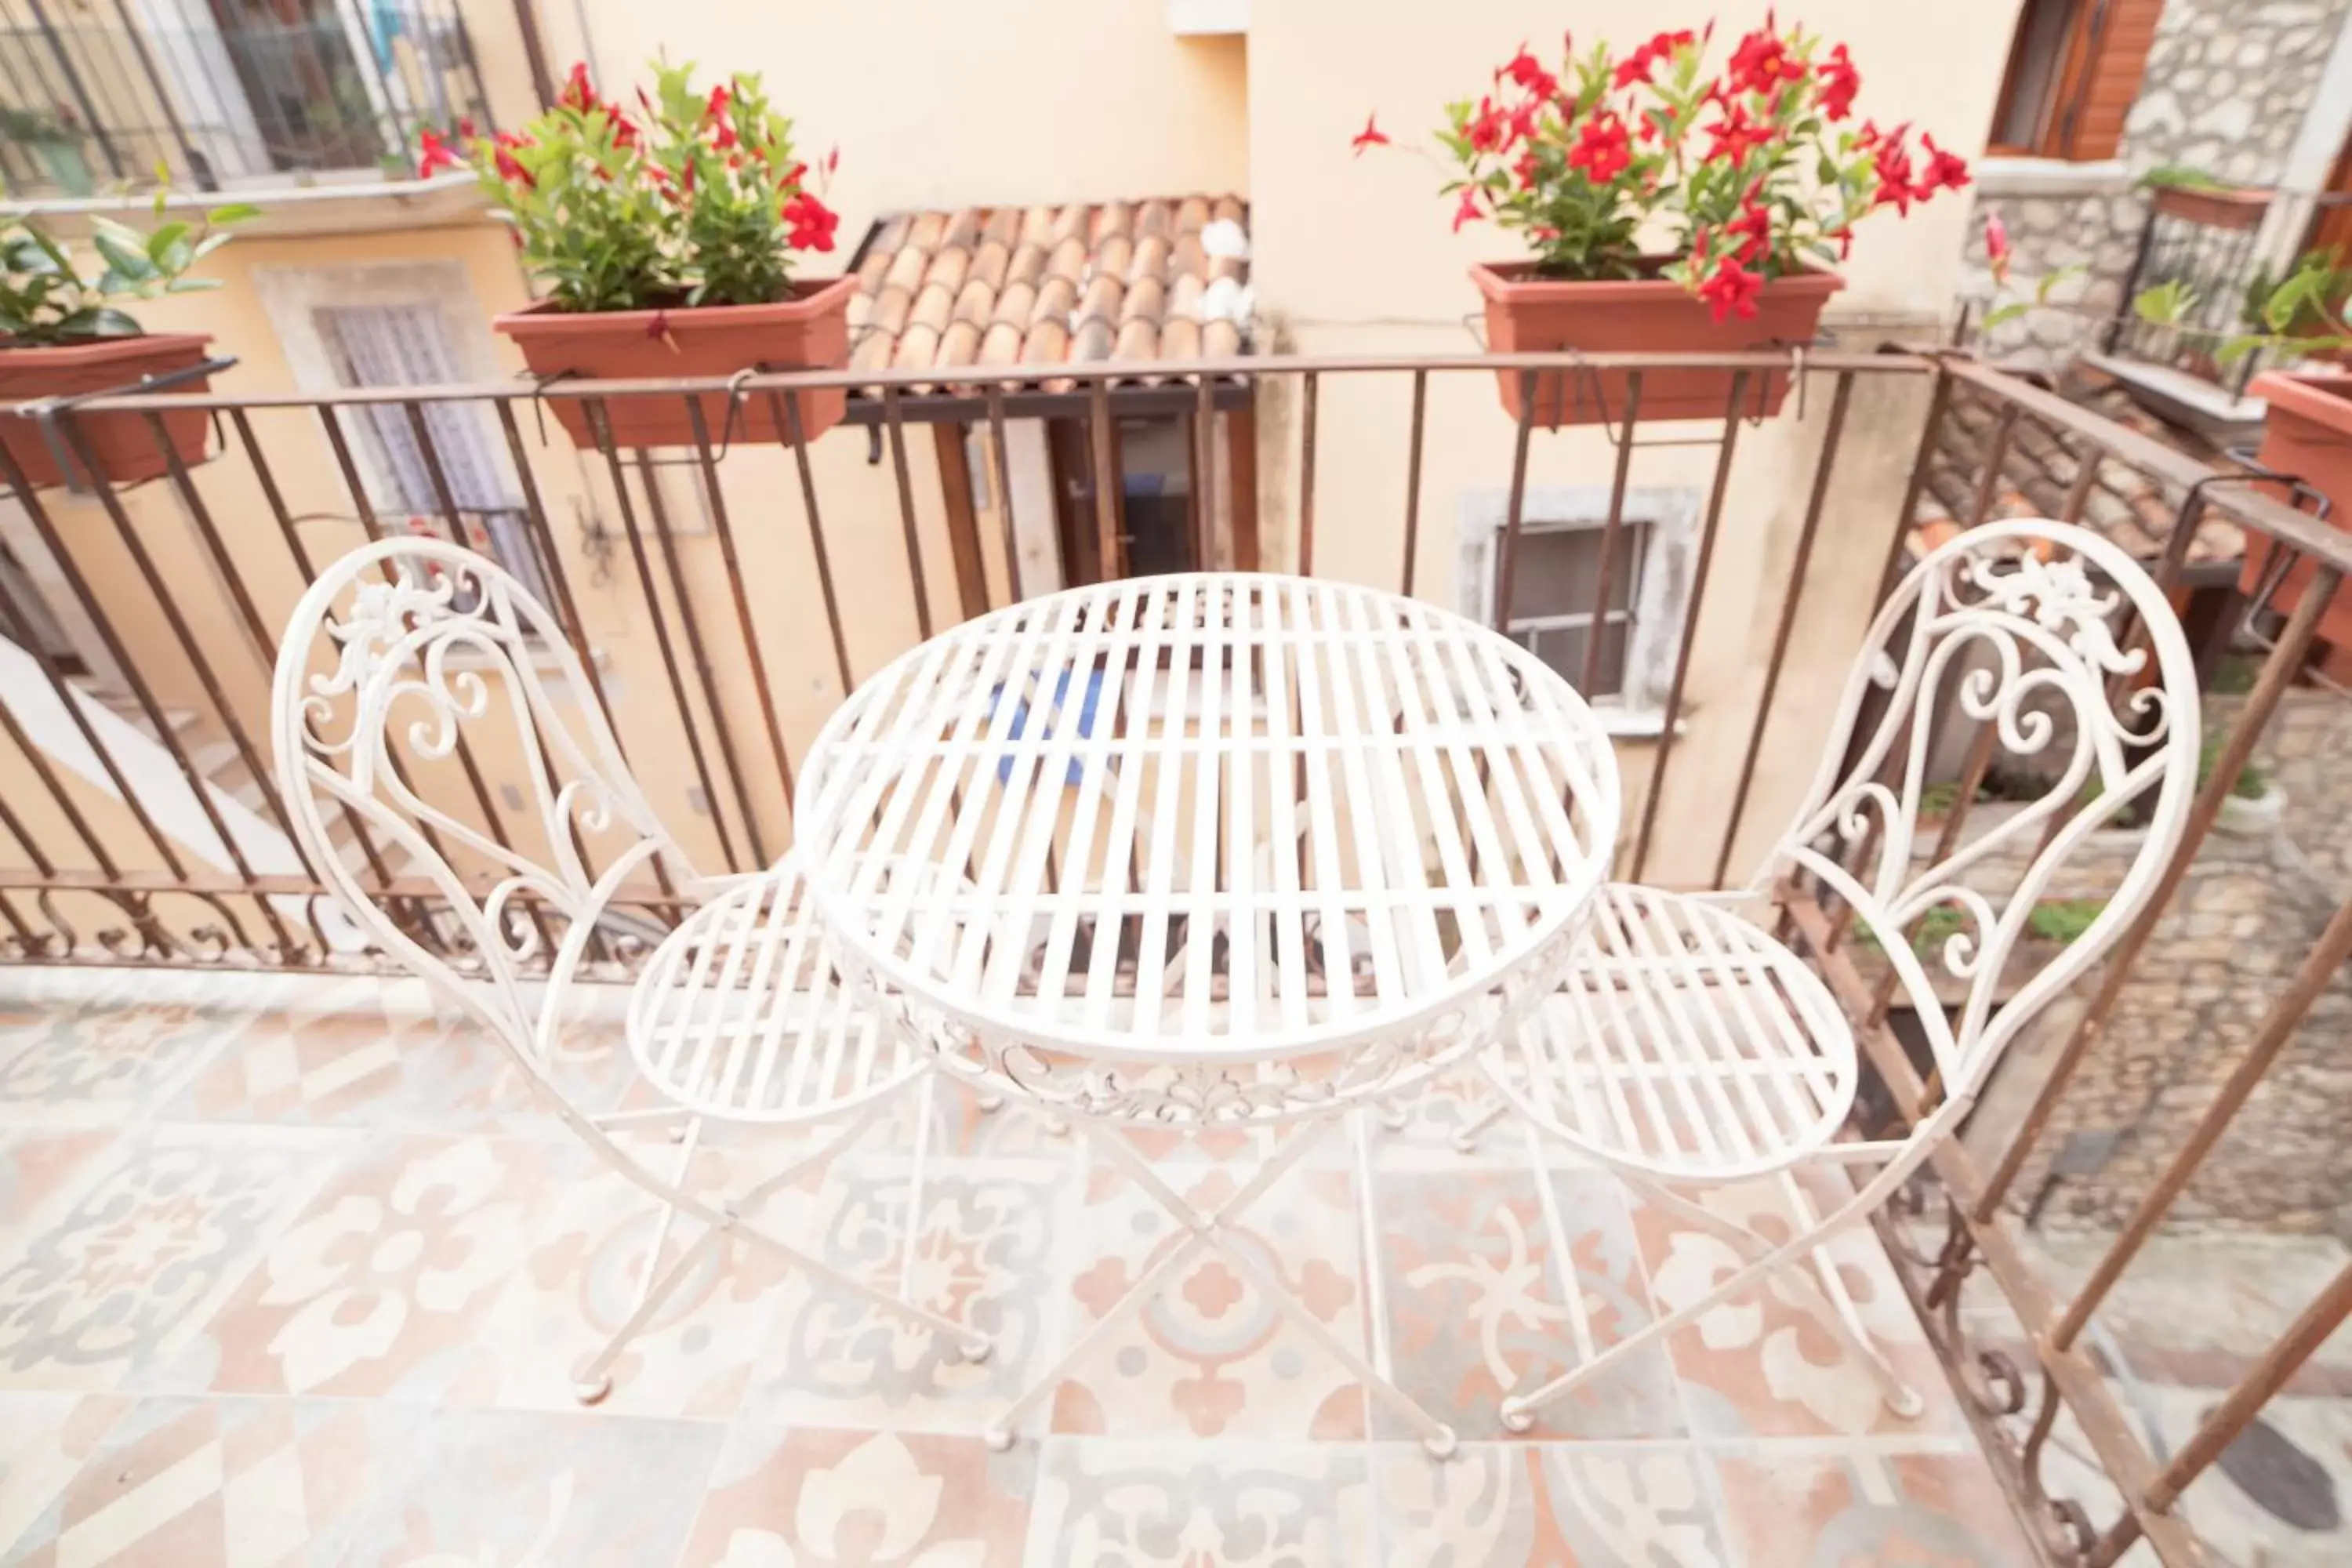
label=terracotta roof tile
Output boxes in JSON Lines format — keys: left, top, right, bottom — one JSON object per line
{"left": 850, "top": 194, "right": 1251, "bottom": 386}
{"left": 970, "top": 240, "right": 1010, "bottom": 292}
{"left": 1908, "top": 376, "right": 2245, "bottom": 568}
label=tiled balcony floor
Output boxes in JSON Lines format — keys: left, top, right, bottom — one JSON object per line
{"left": 0, "top": 966, "right": 2034, "bottom": 1566}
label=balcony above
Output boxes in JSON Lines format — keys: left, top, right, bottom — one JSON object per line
{"left": 0, "top": 0, "right": 488, "bottom": 203}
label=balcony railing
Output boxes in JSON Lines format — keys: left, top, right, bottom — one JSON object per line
{"left": 0, "top": 0, "right": 488, "bottom": 195}
{"left": 2, "top": 347, "right": 2350, "bottom": 1564}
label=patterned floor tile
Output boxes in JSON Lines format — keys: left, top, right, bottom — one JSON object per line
{"left": 745, "top": 1156, "right": 1065, "bottom": 1436}
{"left": 0, "top": 1396, "right": 424, "bottom": 1567}
{"left": 1042, "top": 1149, "right": 1371, "bottom": 1443}
{"left": 1378, "top": 1165, "right": 1684, "bottom": 1442}
{"left": 0, "top": 1127, "right": 344, "bottom": 1392}
{"left": 163, "top": 1134, "right": 551, "bottom": 1402}
{"left": 0, "top": 1004, "right": 242, "bottom": 1127}
{"left": 1370, "top": 1443, "right": 1733, "bottom": 1565}
{"left": 0, "top": 1394, "right": 134, "bottom": 1557}
{"left": 1025, "top": 1438, "right": 1372, "bottom": 1566}
{"left": 1714, "top": 1447, "right": 2039, "bottom": 1565}
{"left": 441, "top": 1137, "right": 807, "bottom": 1421}
{"left": 1627, "top": 1173, "right": 1958, "bottom": 1441}
{"left": 677, "top": 1425, "right": 1033, "bottom": 1567}
{"left": 336, "top": 1408, "right": 720, "bottom": 1568}
{"left": 0, "top": 1131, "right": 117, "bottom": 1239}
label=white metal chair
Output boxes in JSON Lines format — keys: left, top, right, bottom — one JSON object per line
{"left": 1474, "top": 518, "right": 2201, "bottom": 1432}
{"left": 270, "top": 536, "right": 989, "bottom": 1402}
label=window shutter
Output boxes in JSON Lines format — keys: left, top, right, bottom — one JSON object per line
{"left": 2056, "top": 0, "right": 2163, "bottom": 161}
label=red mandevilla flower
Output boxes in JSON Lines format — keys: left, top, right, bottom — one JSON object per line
{"left": 1984, "top": 210, "right": 2012, "bottom": 285}
{"left": 1698, "top": 259, "right": 1764, "bottom": 322}
{"left": 1453, "top": 186, "right": 1483, "bottom": 232}
{"left": 1702, "top": 103, "right": 1768, "bottom": 165}
{"left": 416, "top": 128, "right": 459, "bottom": 176}
{"left": 1565, "top": 112, "right": 1632, "bottom": 183}
{"left": 1351, "top": 112, "right": 1390, "bottom": 155}
{"left": 706, "top": 84, "right": 730, "bottom": 124}
{"left": 1613, "top": 29, "right": 1695, "bottom": 91}
{"left": 560, "top": 62, "right": 595, "bottom": 111}
{"left": 782, "top": 191, "right": 838, "bottom": 251}
{"left": 1501, "top": 44, "right": 1559, "bottom": 100}
{"left": 1818, "top": 43, "right": 1859, "bottom": 122}
{"left": 1915, "top": 133, "right": 1970, "bottom": 198}
{"left": 1726, "top": 26, "right": 1805, "bottom": 96}
{"left": 1466, "top": 95, "right": 1512, "bottom": 154}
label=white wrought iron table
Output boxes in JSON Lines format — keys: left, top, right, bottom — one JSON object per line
{"left": 793, "top": 572, "right": 1622, "bottom": 1453}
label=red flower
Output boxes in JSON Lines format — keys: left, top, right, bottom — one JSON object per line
{"left": 825, "top": 146, "right": 840, "bottom": 175}
{"left": 1565, "top": 111, "right": 1632, "bottom": 183}
{"left": 712, "top": 119, "right": 739, "bottom": 151}
{"left": 1726, "top": 201, "right": 1773, "bottom": 263}
{"left": 1698, "top": 259, "right": 1764, "bottom": 323}
{"left": 1513, "top": 147, "right": 1541, "bottom": 188}
{"left": 416, "top": 128, "right": 460, "bottom": 177}
{"left": 1870, "top": 122, "right": 1916, "bottom": 213}
{"left": 1465, "top": 95, "right": 1511, "bottom": 154}
{"left": 705, "top": 83, "right": 730, "bottom": 123}
{"left": 782, "top": 191, "right": 839, "bottom": 251}
{"left": 1352, "top": 112, "right": 1390, "bottom": 155}
{"left": 1818, "top": 42, "right": 1860, "bottom": 122}
{"left": 1829, "top": 223, "right": 1854, "bottom": 261}
{"left": 457, "top": 116, "right": 477, "bottom": 138}
{"left": 1613, "top": 30, "right": 1695, "bottom": 91}
{"left": 1452, "top": 186, "right": 1483, "bottom": 232}
{"left": 493, "top": 143, "right": 532, "bottom": 187}
{"left": 559, "top": 62, "right": 595, "bottom": 111}
{"left": 1501, "top": 44, "right": 1558, "bottom": 100}
{"left": 1914, "top": 132, "right": 1970, "bottom": 197}
{"left": 779, "top": 160, "right": 808, "bottom": 186}
{"left": 1702, "top": 103, "right": 1767, "bottom": 165}
{"left": 1984, "top": 210, "right": 2011, "bottom": 285}
{"left": 1727, "top": 27, "right": 1805, "bottom": 97}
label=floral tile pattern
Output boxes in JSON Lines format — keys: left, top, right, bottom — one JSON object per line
{"left": 678, "top": 1425, "right": 1033, "bottom": 1567}
{"left": 1380, "top": 1166, "right": 1683, "bottom": 1441}
{"left": 1628, "top": 1171, "right": 1958, "bottom": 1441}
{"left": 0, "top": 977, "right": 2034, "bottom": 1565}
{"left": 0, "top": 1127, "right": 342, "bottom": 1392}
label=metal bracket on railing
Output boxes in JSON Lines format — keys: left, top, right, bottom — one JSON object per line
{"left": 22, "top": 352, "right": 240, "bottom": 496}
{"left": 521, "top": 364, "right": 762, "bottom": 466}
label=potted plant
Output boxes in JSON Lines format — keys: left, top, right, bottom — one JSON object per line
{"left": 1355, "top": 20, "right": 1969, "bottom": 425}
{"left": 426, "top": 61, "right": 850, "bottom": 449}
{"left": 2140, "top": 166, "right": 2270, "bottom": 232}
{"left": 0, "top": 191, "right": 256, "bottom": 488}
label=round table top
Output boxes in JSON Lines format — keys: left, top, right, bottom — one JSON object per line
{"left": 794, "top": 573, "right": 1621, "bottom": 1065}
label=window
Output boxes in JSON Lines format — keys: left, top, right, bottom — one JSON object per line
{"left": 1459, "top": 488, "right": 1694, "bottom": 731}
{"left": 1989, "top": 0, "right": 2161, "bottom": 162}
{"left": 310, "top": 300, "right": 549, "bottom": 603}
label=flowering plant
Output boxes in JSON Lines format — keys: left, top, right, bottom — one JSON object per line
{"left": 420, "top": 60, "right": 839, "bottom": 314}
{"left": 1355, "top": 16, "right": 1969, "bottom": 321}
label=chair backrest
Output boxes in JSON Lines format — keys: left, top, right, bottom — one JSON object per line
{"left": 271, "top": 536, "right": 695, "bottom": 1063}
{"left": 1769, "top": 519, "right": 2201, "bottom": 1105}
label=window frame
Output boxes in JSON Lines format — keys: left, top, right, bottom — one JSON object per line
{"left": 1455, "top": 485, "right": 1698, "bottom": 736}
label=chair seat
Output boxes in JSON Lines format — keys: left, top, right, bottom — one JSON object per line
{"left": 626, "top": 858, "right": 923, "bottom": 1124}
{"left": 1483, "top": 884, "right": 1858, "bottom": 1182}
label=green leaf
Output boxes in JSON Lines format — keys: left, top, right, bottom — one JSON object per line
{"left": 143, "top": 220, "right": 190, "bottom": 264}
{"left": 204, "top": 201, "right": 262, "bottom": 227}
{"left": 2035, "top": 263, "right": 2087, "bottom": 304}
{"left": 2216, "top": 333, "right": 2270, "bottom": 368}
{"left": 53, "top": 305, "right": 144, "bottom": 337}
{"left": 2133, "top": 279, "right": 2196, "bottom": 326}
{"left": 1983, "top": 302, "right": 2028, "bottom": 329}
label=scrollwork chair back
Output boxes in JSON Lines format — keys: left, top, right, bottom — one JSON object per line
{"left": 270, "top": 536, "right": 698, "bottom": 1069}
{"left": 1768, "top": 518, "right": 2201, "bottom": 1112}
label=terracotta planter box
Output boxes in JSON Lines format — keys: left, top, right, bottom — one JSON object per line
{"left": 0, "top": 333, "right": 215, "bottom": 489}
{"left": 493, "top": 276, "right": 857, "bottom": 449}
{"left": 2243, "top": 370, "right": 2352, "bottom": 647}
{"left": 2150, "top": 183, "right": 2270, "bottom": 231}
{"left": 1472, "top": 260, "right": 1845, "bottom": 426}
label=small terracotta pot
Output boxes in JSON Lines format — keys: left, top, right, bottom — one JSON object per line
{"left": 494, "top": 276, "right": 857, "bottom": 449}
{"left": 1471, "top": 260, "right": 1844, "bottom": 426}
{"left": 0, "top": 332, "right": 215, "bottom": 489}
{"left": 2149, "top": 183, "right": 2270, "bottom": 231}
{"left": 2243, "top": 370, "right": 2352, "bottom": 646}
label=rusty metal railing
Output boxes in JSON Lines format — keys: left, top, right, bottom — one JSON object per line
{"left": 2, "top": 347, "right": 2350, "bottom": 1564}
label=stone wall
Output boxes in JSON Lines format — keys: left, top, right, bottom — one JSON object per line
{"left": 1958, "top": 0, "right": 2352, "bottom": 368}
{"left": 1957, "top": 689, "right": 2352, "bottom": 1236}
